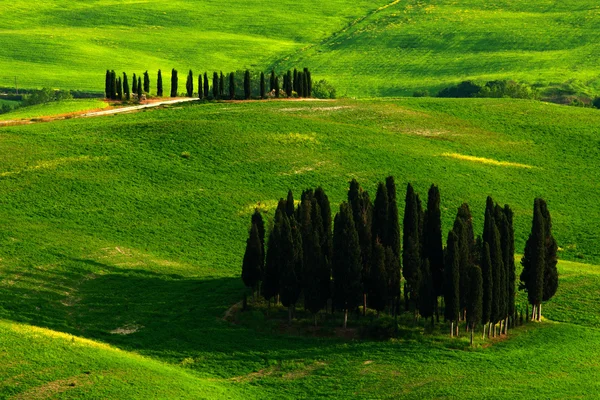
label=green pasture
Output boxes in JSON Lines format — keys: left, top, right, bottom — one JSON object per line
{"left": 0, "top": 99, "right": 107, "bottom": 121}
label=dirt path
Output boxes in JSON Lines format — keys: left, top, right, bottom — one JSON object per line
{"left": 81, "top": 97, "right": 198, "bottom": 118}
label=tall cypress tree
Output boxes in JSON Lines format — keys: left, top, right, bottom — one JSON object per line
{"left": 490, "top": 217, "right": 504, "bottom": 325}
{"left": 116, "top": 77, "right": 122, "bottom": 100}
{"left": 244, "top": 70, "right": 251, "bottom": 100}
{"left": 369, "top": 242, "right": 388, "bottom": 316}
{"left": 251, "top": 209, "right": 266, "bottom": 272}
{"left": 385, "top": 176, "right": 401, "bottom": 258}
{"left": 219, "top": 72, "right": 225, "bottom": 97}
{"left": 540, "top": 200, "right": 559, "bottom": 303}
{"left": 157, "top": 70, "right": 163, "bottom": 97}
{"left": 456, "top": 203, "right": 476, "bottom": 265}
{"left": 454, "top": 216, "right": 470, "bottom": 318}
{"left": 348, "top": 179, "right": 372, "bottom": 314}
{"left": 229, "top": 72, "right": 236, "bottom": 100}
{"left": 466, "top": 266, "right": 483, "bottom": 345}
{"left": 105, "top": 70, "right": 110, "bottom": 99}
{"left": 372, "top": 182, "right": 388, "bottom": 245}
{"left": 307, "top": 69, "right": 312, "bottom": 98}
{"left": 424, "top": 185, "right": 444, "bottom": 298}
{"left": 186, "top": 70, "right": 194, "bottom": 97}
{"left": 418, "top": 258, "right": 435, "bottom": 324}
{"left": 403, "top": 183, "right": 421, "bottom": 311}
{"left": 242, "top": 223, "right": 263, "bottom": 297}
{"left": 293, "top": 68, "right": 298, "bottom": 93}
{"left": 504, "top": 205, "right": 516, "bottom": 320}
{"left": 203, "top": 72, "right": 209, "bottom": 99}
{"left": 108, "top": 70, "right": 117, "bottom": 100}
{"left": 260, "top": 72, "right": 266, "bottom": 99}
{"left": 198, "top": 74, "right": 203, "bottom": 100}
{"left": 279, "top": 214, "right": 301, "bottom": 323}
{"left": 137, "top": 77, "right": 142, "bottom": 100}
{"left": 170, "top": 69, "right": 178, "bottom": 97}
{"left": 123, "top": 72, "right": 130, "bottom": 101}
{"left": 275, "top": 76, "right": 280, "bottom": 98}
{"left": 298, "top": 72, "right": 305, "bottom": 97}
{"left": 303, "top": 68, "right": 309, "bottom": 99}
{"left": 213, "top": 72, "right": 219, "bottom": 99}
{"left": 270, "top": 69, "right": 276, "bottom": 92}
{"left": 132, "top": 73, "right": 138, "bottom": 94}
{"left": 444, "top": 230, "right": 460, "bottom": 332}
{"left": 303, "top": 200, "right": 327, "bottom": 324}
{"left": 263, "top": 209, "right": 284, "bottom": 303}
{"left": 314, "top": 187, "right": 333, "bottom": 271}
{"left": 333, "top": 202, "right": 362, "bottom": 328}
{"left": 285, "top": 190, "right": 295, "bottom": 218}
{"left": 385, "top": 245, "right": 401, "bottom": 314}
{"left": 143, "top": 71, "right": 150, "bottom": 94}
{"left": 286, "top": 70, "right": 293, "bottom": 97}
{"left": 481, "top": 242, "right": 493, "bottom": 328}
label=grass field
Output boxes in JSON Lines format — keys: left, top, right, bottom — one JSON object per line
{"left": 0, "top": 99, "right": 108, "bottom": 121}
{"left": 1, "top": 98, "right": 599, "bottom": 398}
{"left": 1, "top": 1, "right": 599, "bottom": 98}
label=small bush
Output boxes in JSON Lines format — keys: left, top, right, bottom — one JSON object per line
{"left": 312, "top": 80, "right": 336, "bottom": 99}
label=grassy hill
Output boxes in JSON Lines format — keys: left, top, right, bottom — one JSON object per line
{"left": 1, "top": 1, "right": 599, "bottom": 99}
{"left": 1, "top": 98, "right": 600, "bottom": 397}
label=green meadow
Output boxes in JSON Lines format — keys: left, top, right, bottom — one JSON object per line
{"left": 1, "top": 98, "right": 600, "bottom": 398}
{"left": 0, "top": 99, "right": 107, "bottom": 121}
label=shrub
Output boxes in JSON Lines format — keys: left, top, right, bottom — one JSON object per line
{"left": 22, "top": 88, "right": 73, "bottom": 106}
{"left": 312, "top": 80, "right": 336, "bottom": 99}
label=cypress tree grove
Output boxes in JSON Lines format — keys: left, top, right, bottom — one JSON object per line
{"left": 198, "top": 74, "right": 203, "bottom": 100}
{"left": 481, "top": 242, "right": 493, "bottom": 336}
{"left": 275, "top": 76, "right": 280, "bottom": 98}
{"left": 333, "top": 202, "right": 362, "bottom": 329}
{"left": 143, "top": 71, "right": 150, "bottom": 94}
{"left": 403, "top": 184, "right": 421, "bottom": 312}
{"left": 213, "top": 72, "right": 219, "bottom": 99}
{"left": 260, "top": 72, "right": 265, "bottom": 99}
{"left": 137, "top": 77, "right": 142, "bottom": 100}
{"left": 372, "top": 182, "right": 388, "bottom": 245}
{"left": 242, "top": 223, "right": 263, "bottom": 297}
{"left": 466, "top": 266, "right": 483, "bottom": 346}
{"left": 370, "top": 242, "right": 388, "bottom": 317}
{"left": 203, "top": 72, "right": 209, "bottom": 99}
{"left": 424, "top": 185, "right": 444, "bottom": 303}
{"left": 418, "top": 258, "right": 435, "bottom": 325}
{"left": 157, "top": 70, "right": 163, "bottom": 97}
{"left": 385, "top": 176, "right": 401, "bottom": 258}
{"left": 132, "top": 73, "right": 138, "bottom": 94}
{"left": 186, "top": 70, "right": 194, "bottom": 97}
{"left": 220, "top": 72, "right": 225, "bottom": 97}
{"left": 170, "top": 69, "right": 178, "bottom": 97}
{"left": 540, "top": 199, "right": 559, "bottom": 305}
{"left": 229, "top": 72, "right": 235, "bottom": 100}
{"left": 270, "top": 69, "right": 275, "bottom": 92}
{"left": 244, "top": 70, "right": 251, "bottom": 100}
{"left": 444, "top": 230, "right": 460, "bottom": 336}
{"left": 123, "top": 72, "right": 130, "bottom": 101}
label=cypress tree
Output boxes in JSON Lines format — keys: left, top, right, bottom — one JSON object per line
{"left": 275, "top": 76, "right": 280, "bottom": 98}
{"left": 170, "top": 69, "right": 178, "bottom": 97}
{"left": 369, "top": 242, "right": 388, "bottom": 317}
{"left": 105, "top": 70, "right": 110, "bottom": 99}
{"left": 157, "top": 70, "right": 163, "bottom": 97}
{"left": 229, "top": 72, "right": 236, "bottom": 100}
{"left": 260, "top": 72, "right": 265, "bottom": 99}
{"left": 220, "top": 72, "right": 225, "bottom": 97}
{"left": 385, "top": 245, "right": 401, "bottom": 314}
{"left": 137, "top": 77, "right": 142, "bottom": 100}
{"left": 242, "top": 224, "right": 263, "bottom": 297}
{"left": 293, "top": 68, "right": 298, "bottom": 93}
{"left": 418, "top": 258, "right": 435, "bottom": 324}
{"left": 132, "top": 73, "right": 138, "bottom": 94}
{"left": 540, "top": 200, "right": 559, "bottom": 303}
{"left": 186, "top": 70, "right": 194, "bottom": 97}
{"left": 116, "top": 77, "right": 122, "bottom": 100}
{"left": 263, "top": 209, "right": 284, "bottom": 303}
{"left": 456, "top": 203, "right": 476, "bottom": 265}
{"left": 424, "top": 185, "right": 444, "bottom": 298}
{"left": 311, "top": 197, "right": 331, "bottom": 306}
{"left": 251, "top": 209, "right": 266, "bottom": 271}
{"left": 279, "top": 214, "right": 301, "bottom": 323}
{"left": 244, "top": 70, "right": 251, "bottom": 100}
{"left": 481, "top": 242, "right": 493, "bottom": 328}
{"left": 303, "top": 68, "right": 309, "bottom": 98}
{"left": 213, "top": 72, "right": 219, "bottom": 99}
{"left": 520, "top": 199, "right": 547, "bottom": 320}
{"left": 143, "top": 71, "right": 150, "bottom": 94}
{"left": 270, "top": 69, "right": 275, "bottom": 92}
{"left": 454, "top": 216, "right": 470, "bottom": 318}
{"left": 109, "top": 70, "right": 117, "bottom": 100}
{"left": 403, "top": 184, "right": 421, "bottom": 311}
{"left": 385, "top": 176, "right": 401, "bottom": 258}
{"left": 203, "top": 72, "right": 209, "bottom": 99}
{"left": 372, "top": 182, "right": 388, "bottom": 245}
{"left": 504, "top": 205, "right": 516, "bottom": 320}
{"left": 490, "top": 217, "right": 505, "bottom": 326}
{"left": 466, "top": 266, "right": 483, "bottom": 345}
{"left": 307, "top": 69, "right": 312, "bottom": 98}
{"left": 298, "top": 72, "right": 305, "bottom": 97}
{"left": 286, "top": 70, "right": 293, "bottom": 97}
{"left": 198, "top": 74, "right": 203, "bottom": 100}
{"left": 314, "top": 187, "right": 333, "bottom": 270}
{"left": 285, "top": 190, "right": 295, "bottom": 218}
{"left": 332, "top": 202, "right": 362, "bottom": 328}
{"left": 444, "top": 230, "right": 460, "bottom": 333}
{"left": 303, "top": 200, "right": 327, "bottom": 324}
{"left": 495, "top": 205, "right": 509, "bottom": 324}
{"left": 123, "top": 72, "right": 130, "bottom": 101}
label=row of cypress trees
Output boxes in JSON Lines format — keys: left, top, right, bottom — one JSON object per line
{"left": 241, "top": 180, "right": 559, "bottom": 339}
{"left": 105, "top": 68, "right": 313, "bottom": 100}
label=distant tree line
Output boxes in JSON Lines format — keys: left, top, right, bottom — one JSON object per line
{"left": 242, "top": 179, "right": 559, "bottom": 343}
{"left": 417, "top": 80, "right": 539, "bottom": 100}
{"left": 105, "top": 68, "right": 316, "bottom": 101}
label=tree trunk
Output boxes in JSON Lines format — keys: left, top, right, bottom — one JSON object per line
{"left": 538, "top": 303, "right": 542, "bottom": 321}
{"left": 470, "top": 327, "right": 474, "bottom": 347}
{"left": 499, "top": 320, "right": 503, "bottom": 336}
{"left": 343, "top": 309, "right": 348, "bottom": 329}
{"left": 531, "top": 304, "right": 536, "bottom": 321}
{"left": 455, "top": 321, "right": 459, "bottom": 337}
{"left": 450, "top": 322, "right": 454, "bottom": 337}
{"left": 363, "top": 293, "right": 367, "bottom": 316}
{"left": 482, "top": 324, "right": 486, "bottom": 339}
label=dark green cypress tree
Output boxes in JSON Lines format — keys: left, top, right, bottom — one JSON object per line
{"left": 298, "top": 72, "right": 305, "bottom": 97}
{"left": 270, "top": 69, "right": 275, "bottom": 92}
{"left": 286, "top": 190, "right": 295, "bottom": 218}
{"left": 418, "top": 258, "right": 435, "bottom": 324}
{"left": 132, "top": 73, "right": 138, "bottom": 94}
{"left": 540, "top": 200, "right": 559, "bottom": 303}
{"left": 520, "top": 199, "right": 547, "bottom": 320}
{"left": 279, "top": 214, "right": 301, "bottom": 323}
{"left": 108, "top": 70, "right": 116, "bottom": 100}
{"left": 242, "top": 223, "right": 263, "bottom": 296}
{"left": 244, "top": 70, "right": 251, "bottom": 100}
{"left": 385, "top": 176, "right": 401, "bottom": 258}
{"left": 198, "top": 74, "right": 203, "bottom": 100}
{"left": 293, "top": 68, "right": 298, "bottom": 93}
{"left": 260, "top": 72, "right": 265, "bottom": 99}
{"left": 105, "top": 70, "right": 110, "bottom": 99}
{"left": 385, "top": 245, "right": 401, "bottom": 314}
{"left": 170, "top": 69, "right": 178, "bottom": 97}
{"left": 424, "top": 185, "right": 444, "bottom": 298}
{"left": 229, "top": 72, "right": 236, "bottom": 100}
{"left": 251, "top": 209, "right": 266, "bottom": 272}
{"left": 263, "top": 209, "right": 284, "bottom": 302}
{"left": 332, "top": 202, "right": 362, "bottom": 328}
{"left": 275, "top": 76, "right": 280, "bottom": 98}
{"left": 283, "top": 74, "right": 288, "bottom": 97}
{"left": 303, "top": 68, "right": 309, "bottom": 98}
{"left": 311, "top": 197, "right": 331, "bottom": 307}
{"left": 116, "top": 77, "right": 122, "bottom": 100}
{"left": 219, "top": 72, "right": 225, "bottom": 97}
{"left": 369, "top": 242, "right": 388, "bottom": 316}
{"left": 307, "top": 69, "right": 312, "bottom": 98}
{"left": 466, "top": 266, "right": 483, "bottom": 344}
{"left": 137, "top": 77, "right": 142, "bottom": 100}
{"left": 186, "top": 70, "right": 194, "bottom": 97}
{"left": 456, "top": 203, "right": 476, "bottom": 265}
{"left": 203, "top": 72, "right": 209, "bottom": 99}
{"left": 286, "top": 70, "right": 293, "bottom": 97}
{"left": 495, "top": 205, "right": 509, "bottom": 323}
{"left": 157, "top": 70, "right": 163, "bottom": 97}
{"left": 143, "top": 71, "right": 150, "bottom": 94}
{"left": 490, "top": 217, "right": 505, "bottom": 325}
{"left": 303, "top": 201, "right": 327, "bottom": 324}
{"left": 481, "top": 242, "right": 493, "bottom": 327}
{"left": 483, "top": 196, "right": 495, "bottom": 245}
{"left": 372, "top": 182, "right": 388, "bottom": 245}
{"left": 123, "top": 73, "right": 130, "bottom": 101}
{"left": 444, "top": 230, "right": 460, "bottom": 330}
{"left": 504, "top": 205, "right": 516, "bottom": 320}
{"left": 454, "top": 216, "right": 470, "bottom": 317}
{"left": 403, "top": 183, "right": 421, "bottom": 311}
{"left": 314, "top": 187, "right": 333, "bottom": 271}
{"left": 213, "top": 72, "right": 219, "bottom": 99}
